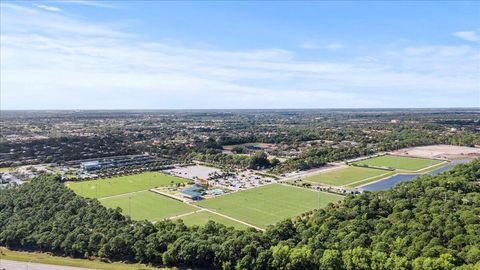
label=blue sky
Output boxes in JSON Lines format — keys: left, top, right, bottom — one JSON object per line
{"left": 1, "top": 1, "right": 479, "bottom": 109}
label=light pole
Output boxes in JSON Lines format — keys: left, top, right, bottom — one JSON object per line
{"left": 317, "top": 187, "right": 320, "bottom": 210}
{"left": 129, "top": 196, "right": 131, "bottom": 217}
{"left": 317, "top": 172, "right": 321, "bottom": 210}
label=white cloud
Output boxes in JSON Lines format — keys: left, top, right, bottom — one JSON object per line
{"left": 49, "top": 0, "right": 117, "bottom": 9}
{"left": 300, "top": 41, "right": 344, "bottom": 50}
{"left": 453, "top": 31, "right": 480, "bottom": 42}
{"left": 1, "top": 4, "right": 479, "bottom": 109}
{"left": 33, "top": 4, "right": 62, "bottom": 12}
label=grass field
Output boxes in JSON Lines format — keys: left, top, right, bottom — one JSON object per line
{"left": 174, "top": 210, "right": 249, "bottom": 230}
{"left": 197, "top": 184, "right": 343, "bottom": 228}
{"left": 65, "top": 172, "right": 189, "bottom": 198}
{"left": 352, "top": 155, "right": 443, "bottom": 171}
{"left": 303, "top": 166, "right": 391, "bottom": 187}
{"left": 0, "top": 247, "right": 167, "bottom": 270}
{"left": 0, "top": 167, "right": 13, "bottom": 172}
{"left": 100, "top": 191, "right": 196, "bottom": 221}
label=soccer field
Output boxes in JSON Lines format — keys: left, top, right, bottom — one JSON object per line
{"left": 303, "top": 166, "right": 392, "bottom": 187}
{"left": 100, "top": 191, "right": 196, "bottom": 221}
{"left": 352, "top": 155, "right": 444, "bottom": 171}
{"left": 174, "top": 210, "right": 249, "bottom": 230}
{"left": 65, "top": 172, "right": 189, "bottom": 198}
{"left": 197, "top": 184, "right": 343, "bottom": 228}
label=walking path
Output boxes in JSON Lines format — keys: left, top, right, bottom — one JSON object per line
{"left": 0, "top": 259, "right": 92, "bottom": 270}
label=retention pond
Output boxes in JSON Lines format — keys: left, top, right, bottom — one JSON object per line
{"left": 361, "top": 159, "right": 472, "bottom": 191}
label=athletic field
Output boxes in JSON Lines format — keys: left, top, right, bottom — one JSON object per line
{"left": 197, "top": 184, "right": 343, "bottom": 228}
{"left": 100, "top": 191, "right": 196, "bottom": 221}
{"left": 65, "top": 172, "right": 189, "bottom": 198}
{"left": 174, "top": 210, "right": 249, "bottom": 229}
{"left": 303, "top": 166, "right": 392, "bottom": 187}
{"left": 352, "top": 155, "right": 444, "bottom": 171}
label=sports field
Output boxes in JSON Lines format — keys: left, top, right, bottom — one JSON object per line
{"left": 174, "top": 210, "right": 249, "bottom": 229}
{"left": 0, "top": 167, "right": 13, "bottom": 172}
{"left": 352, "top": 155, "right": 444, "bottom": 171}
{"left": 197, "top": 184, "right": 343, "bottom": 228}
{"left": 100, "top": 191, "right": 196, "bottom": 221}
{"left": 65, "top": 172, "right": 189, "bottom": 198}
{"left": 303, "top": 166, "right": 392, "bottom": 187}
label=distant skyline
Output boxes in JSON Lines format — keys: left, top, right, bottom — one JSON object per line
{"left": 1, "top": 1, "right": 479, "bottom": 109}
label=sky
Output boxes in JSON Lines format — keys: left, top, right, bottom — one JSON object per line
{"left": 1, "top": 1, "right": 479, "bottom": 109}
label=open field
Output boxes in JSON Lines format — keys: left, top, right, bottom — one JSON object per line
{"left": 391, "top": 144, "right": 480, "bottom": 160}
{"left": 100, "top": 191, "right": 196, "bottom": 221}
{"left": 0, "top": 167, "right": 13, "bottom": 172}
{"left": 65, "top": 172, "right": 189, "bottom": 198}
{"left": 173, "top": 210, "right": 249, "bottom": 229}
{"left": 303, "top": 166, "right": 391, "bottom": 187}
{"left": 352, "top": 155, "right": 443, "bottom": 171}
{"left": 0, "top": 247, "right": 167, "bottom": 270}
{"left": 197, "top": 184, "right": 343, "bottom": 228}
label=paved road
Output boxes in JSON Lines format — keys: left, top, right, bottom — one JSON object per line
{"left": 280, "top": 164, "right": 346, "bottom": 182}
{"left": 0, "top": 259, "right": 94, "bottom": 270}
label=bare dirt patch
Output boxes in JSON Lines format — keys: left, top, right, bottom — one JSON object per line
{"left": 165, "top": 165, "right": 221, "bottom": 180}
{"left": 391, "top": 145, "right": 480, "bottom": 160}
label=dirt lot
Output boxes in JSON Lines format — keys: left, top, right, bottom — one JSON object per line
{"left": 391, "top": 145, "right": 480, "bottom": 160}
{"left": 165, "top": 165, "right": 221, "bottom": 180}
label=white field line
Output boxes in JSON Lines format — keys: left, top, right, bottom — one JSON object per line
{"left": 344, "top": 171, "right": 394, "bottom": 187}
{"left": 97, "top": 190, "right": 147, "bottom": 201}
{"left": 198, "top": 206, "right": 266, "bottom": 231}
{"left": 388, "top": 152, "right": 450, "bottom": 161}
{"left": 411, "top": 161, "right": 449, "bottom": 173}
{"left": 168, "top": 209, "right": 205, "bottom": 220}
{"left": 278, "top": 182, "right": 345, "bottom": 198}
{"left": 149, "top": 189, "right": 188, "bottom": 202}
{"left": 280, "top": 164, "right": 347, "bottom": 182}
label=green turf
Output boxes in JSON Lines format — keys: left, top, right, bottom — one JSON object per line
{"left": 174, "top": 210, "right": 249, "bottom": 230}
{"left": 303, "top": 166, "right": 391, "bottom": 186}
{"left": 0, "top": 167, "right": 13, "bottom": 172}
{"left": 197, "top": 184, "right": 343, "bottom": 229}
{"left": 352, "top": 155, "right": 443, "bottom": 171}
{"left": 65, "top": 172, "right": 189, "bottom": 199}
{"left": 100, "top": 191, "right": 196, "bottom": 221}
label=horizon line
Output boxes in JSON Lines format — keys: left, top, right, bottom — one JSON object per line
{"left": 1, "top": 107, "right": 479, "bottom": 112}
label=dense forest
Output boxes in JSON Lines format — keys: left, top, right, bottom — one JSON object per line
{"left": 1, "top": 159, "right": 479, "bottom": 269}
